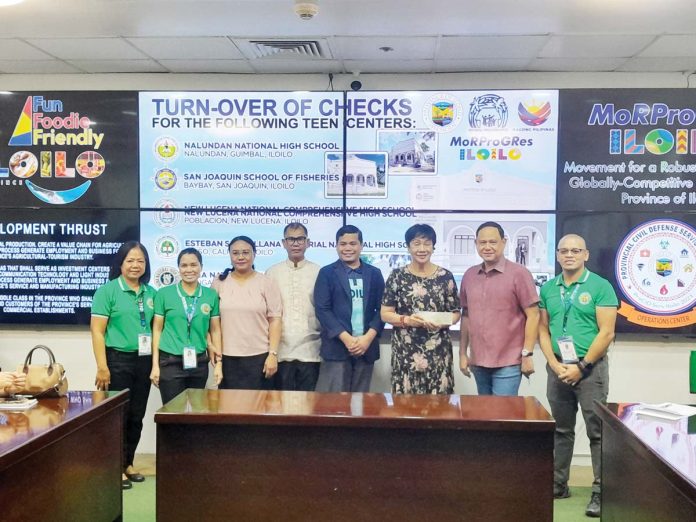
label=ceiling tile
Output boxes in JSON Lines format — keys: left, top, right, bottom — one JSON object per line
{"left": 159, "top": 59, "right": 255, "bottom": 73}
{"left": 639, "top": 34, "right": 696, "bottom": 57}
{"left": 0, "top": 60, "right": 82, "bottom": 74}
{"left": 127, "top": 37, "right": 244, "bottom": 60}
{"left": 539, "top": 34, "right": 656, "bottom": 58}
{"left": 66, "top": 59, "right": 167, "bottom": 73}
{"left": 343, "top": 59, "right": 433, "bottom": 74}
{"left": 250, "top": 59, "right": 343, "bottom": 74}
{"left": 435, "top": 58, "right": 531, "bottom": 72}
{"left": 618, "top": 56, "right": 696, "bottom": 72}
{"left": 334, "top": 36, "right": 438, "bottom": 60}
{"left": 528, "top": 57, "right": 627, "bottom": 72}
{"left": 26, "top": 38, "right": 149, "bottom": 60}
{"left": 438, "top": 35, "right": 549, "bottom": 59}
{"left": 0, "top": 39, "right": 54, "bottom": 60}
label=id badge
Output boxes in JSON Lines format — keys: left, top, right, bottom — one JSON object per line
{"left": 138, "top": 333, "right": 152, "bottom": 356}
{"left": 183, "top": 346, "right": 197, "bottom": 369}
{"left": 557, "top": 336, "right": 579, "bottom": 363}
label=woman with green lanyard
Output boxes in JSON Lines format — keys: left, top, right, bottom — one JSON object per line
{"left": 150, "top": 247, "right": 222, "bottom": 404}
{"left": 91, "top": 240, "right": 156, "bottom": 490}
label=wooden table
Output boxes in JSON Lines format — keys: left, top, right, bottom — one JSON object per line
{"left": 0, "top": 390, "right": 127, "bottom": 522}
{"left": 597, "top": 402, "right": 696, "bottom": 521}
{"left": 156, "top": 390, "right": 554, "bottom": 521}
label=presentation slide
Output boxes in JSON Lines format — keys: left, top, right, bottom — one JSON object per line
{"left": 350, "top": 212, "right": 557, "bottom": 289}
{"left": 138, "top": 91, "right": 345, "bottom": 209}
{"left": 345, "top": 90, "right": 559, "bottom": 212}
{"left": 0, "top": 209, "right": 140, "bottom": 325}
{"left": 557, "top": 212, "right": 696, "bottom": 333}
{"left": 558, "top": 89, "right": 696, "bottom": 212}
{"left": 142, "top": 209, "right": 343, "bottom": 288}
{"left": 0, "top": 91, "right": 139, "bottom": 209}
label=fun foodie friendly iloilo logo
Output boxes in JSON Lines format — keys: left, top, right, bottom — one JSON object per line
{"left": 0, "top": 95, "right": 106, "bottom": 204}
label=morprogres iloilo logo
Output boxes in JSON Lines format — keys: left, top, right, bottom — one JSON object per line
{"left": 0, "top": 95, "right": 106, "bottom": 204}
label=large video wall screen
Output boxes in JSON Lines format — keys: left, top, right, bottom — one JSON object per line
{"left": 0, "top": 89, "right": 694, "bottom": 334}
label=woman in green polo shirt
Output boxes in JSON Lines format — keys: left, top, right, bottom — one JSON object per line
{"left": 150, "top": 247, "right": 222, "bottom": 404}
{"left": 91, "top": 240, "right": 156, "bottom": 490}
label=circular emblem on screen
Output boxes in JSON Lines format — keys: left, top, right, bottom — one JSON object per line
{"left": 155, "top": 168, "right": 177, "bottom": 190}
{"left": 75, "top": 151, "right": 106, "bottom": 178}
{"left": 154, "top": 199, "right": 181, "bottom": 228}
{"left": 153, "top": 266, "right": 179, "bottom": 289}
{"left": 615, "top": 219, "right": 696, "bottom": 315}
{"left": 422, "top": 93, "right": 462, "bottom": 132}
{"left": 468, "top": 94, "right": 508, "bottom": 129}
{"left": 517, "top": 100, "right": 551, "bottom": 127}
{"left": 156, "top": 235, "right": 179, "bottom": 259}
{"left": 154, "top": 136, "right": 179, "bottom": 161}
{"left": 200, "top": 303, "right": 212, "bottom": 315}
{"left": 9, "top": 150, "right": 38, "bottom": 178}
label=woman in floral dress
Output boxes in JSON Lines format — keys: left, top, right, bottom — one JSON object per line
{"left": 381, "top": 224, "right": 461, "bottom": 394}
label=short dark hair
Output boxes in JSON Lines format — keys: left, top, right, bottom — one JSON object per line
{"left": 476, "top": 221, "right": 505, "bottom": 240}
{"left": 219, "top": 236, "right": 256, "bottom": 280}
{"left": 336, "top": 224, "right": 362, "bottom": 243}
{"left": 405, "top": 224, "right": 436, "bottom": 247}
{"left": 109, "top": 241, "right": 151, "bottom": 284}
{"left": 177, "top": 247, "right": 202, "bottom": 266}
{"left": 283, "top": 222, "right": 308, "bottom": 237}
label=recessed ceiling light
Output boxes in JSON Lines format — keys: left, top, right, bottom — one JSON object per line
{"left": 0, "top": 0, "right": 25, "bottom": 6}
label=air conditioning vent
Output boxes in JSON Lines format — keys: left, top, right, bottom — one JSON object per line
{"left": 240, "top": 39, "right": 330, "bottom": 59}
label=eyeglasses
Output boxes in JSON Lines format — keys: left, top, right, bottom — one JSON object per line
{"left": 284, "top": 236, "right": 307, "bottom": 245}
{"left": 557, "top": 248, "right": 586, "bottom": 255}
{"left": 231, "top": 250, "right": 253, "bottom": 258}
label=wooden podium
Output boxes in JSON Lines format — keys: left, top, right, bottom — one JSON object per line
{"left": 156, "top": 390, "right": 554, "bottom": 521}
{"left": 0, "top": 390, "right": 127, "bottom": 522}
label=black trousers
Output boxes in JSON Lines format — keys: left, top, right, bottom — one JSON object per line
{"left": 276, "top": 361, "right": 320, "bottom": 391}
{"left": 219, "top": 353, "right": 273, "bottom": 390}
{"left": 158, "top": 352, "right": 209, "bottom": 404}
{"left": 106, "top": 348, "right": 152, "bottom": 470}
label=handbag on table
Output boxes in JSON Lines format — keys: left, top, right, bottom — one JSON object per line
{"left": 16, "top": 345, "right": 69, "bottom": 398}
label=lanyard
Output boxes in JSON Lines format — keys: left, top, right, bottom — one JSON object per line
{"left": 136, "top": 294, "right": 147, "bottom": 330}
{"left": 559, "top": 284, "right": 580, "bottom": 334}
{"left": 177, "top": 283, "right": 202, "bottom": 342}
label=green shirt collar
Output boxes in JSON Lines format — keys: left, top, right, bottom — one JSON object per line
{"left": 117, "top": 275, "right": 143, "bottom": 296}
{"left": 554, "top": 268, "right": 590, "bottom": 288}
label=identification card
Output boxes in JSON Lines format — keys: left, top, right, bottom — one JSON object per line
{"left": 557, "top": 336, "right": 579, "bottom": 363}
{"left": 183, "top": 346, "right": 197, "bottom": 369}
{"left": 138, "top": 333, "right": 152, "bottom": 356}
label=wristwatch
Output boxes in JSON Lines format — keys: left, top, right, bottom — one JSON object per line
{"left": 269, "top": 350, "right": 278, "bottom": 357}
{"left": 521, "top": 349, "right": 534, "bottom": 357}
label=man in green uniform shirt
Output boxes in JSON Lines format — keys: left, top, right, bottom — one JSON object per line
{"left": 538, "top": 234, "right": 618, "bottom": 518}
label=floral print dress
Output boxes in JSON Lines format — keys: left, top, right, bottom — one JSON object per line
{"left": 382, "top": 266, "right": 460, "bottom": 394}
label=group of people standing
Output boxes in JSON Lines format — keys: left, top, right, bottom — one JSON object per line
{"left": 90, "top": 220, "right": 617, "bottom": 518}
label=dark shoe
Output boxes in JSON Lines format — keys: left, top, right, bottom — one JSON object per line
{"left": 553, "top": 484, "right": 571, "bottom": 499}
{"left": 585, "top": 492, "right": 601, "bottom": 518}
{"left": 125, "top": 472, "right": 145, "bottom": 482}
{"left": 122, "top": 478, "right": 132, "bottom": 490}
